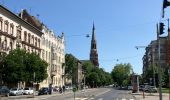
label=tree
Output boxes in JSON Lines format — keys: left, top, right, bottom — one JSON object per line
{"left": 111, "top": 63, "right": 132, "bottom": 86}
{"left": 65, "top": 54, "right": 78, "bottom": 85}
{"left": 25, "top": 52, "right": 48, "bottom": 83}
{"left": 2, "top": 49, "right": 27, "bottom": 84}
{"left": 1, "top": 48, "right": 48, "bottom": 85}
{"left": 82, "top": 61, "right": 113, "bottom": 87}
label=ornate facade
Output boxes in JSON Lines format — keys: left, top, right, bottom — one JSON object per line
{"left": 0, "top": 5, "right": 65, "bottom": 88}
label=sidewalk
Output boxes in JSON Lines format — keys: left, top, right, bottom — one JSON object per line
{"left": 131, "top": 92, "right": 169, "bottom": 100}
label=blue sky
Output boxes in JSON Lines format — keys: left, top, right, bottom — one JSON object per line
{"left": 2, "top": 0, "right": 167, "bottom": 74}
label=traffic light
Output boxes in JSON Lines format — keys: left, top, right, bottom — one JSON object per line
{"left": 159, "top": 22, "right": 165, "bottom": 35}
{"left": 163, "top": 0, "right": 170, "bottom": 9}
{"left": 162, "top": 0, "right": 170, "bottom": 18}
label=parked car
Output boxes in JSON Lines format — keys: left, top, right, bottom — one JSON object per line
{"left": 53, "top": 86, "right": 59, "bottom": 92}
{"left": 9, "top": 88, "right": 23, "bottom": 96}
{"left": 128, "top": 86, "right": 133, "bottom": 90}
{"left": 148, "top": 86, "right": 157, "bottom": 93}
{"left": 139, "top": 85, "right": 144, "bottom": 91}
{"left": 0, "top": 86, "right": 10, "bottom": 97}
{"left": 144, "top": 86, "right": 157, "bottom": 93}
{"left": 38, "top": 87, "right": 49, "bottom": 95}
{"left": 23, "top": 87, "right": 33, "bottom": 95}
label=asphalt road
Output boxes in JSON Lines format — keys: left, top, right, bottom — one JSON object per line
{"left": 0, "top": 88, "right": 136, "bottom": 100}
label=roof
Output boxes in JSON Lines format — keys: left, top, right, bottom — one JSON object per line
{"left": 0, "top": 5, "right": 43, "bottom": 35}
{"left": 18, "top": 9, "right": 42, "bottom": 30}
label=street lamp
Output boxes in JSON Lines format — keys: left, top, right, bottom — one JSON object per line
{"left": 135, "top": 45, "right": 156, "bottom": 87}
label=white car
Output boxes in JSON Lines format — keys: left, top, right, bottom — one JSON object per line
{"left": 23, "top": 87, "right": 33, "bottom": 95}
{"left": 9, "top": 88, "right": 23, "bottom": 96}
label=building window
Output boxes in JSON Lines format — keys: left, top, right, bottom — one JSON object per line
{"left": 38, "top": 39, "right": 40, "bottom": 47}
{"left": 0, "top": 17, "right": 3, "bottom": 31}
{"left": 28, "top": 47, "right": 30, "bottom": 53}
{"left": 17, "top": 30, "right": 21, "bottom": 40}
{"left": 24, "top": 31, "right": 27, "bottom": 42}
{"left": 35, "top": 37, "right": 37, "bottom": 47}
{"left": 23, "top": 45, "right": 26, "bottom": 50}
{"left": 46, "top": 51, "right": 48, "bottom": 61}
{"left": 4, "top": 20, "right": 8, "bottom": 33}
{"left": 28, "top": 33, "right": 31, "bottom": 44}
{"left": 10, "top": 23, "right": 14, "bottom": 35}
{"left": 0, "top": 36, "right": 1, "bottom": 49}
{"left": 42, "top": 50, "right": 45, "bottom": 59}
{"left": 10, "top": 40, "right": 13, "bottom": 50}
{"left": 32, "top": 35, "right": 34, "bottom": 45}
{"left": 49, "top": 52, "right": 51, "bottom": 62}
{"left": 31, "top": 48, "right": 33, "bottom": 53}
{"left": 3, "top": 38, "right": 7, "bottom": 50}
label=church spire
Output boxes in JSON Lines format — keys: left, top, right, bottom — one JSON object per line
{"left": 90, "top": 23, "right": 99, "bottom": 67}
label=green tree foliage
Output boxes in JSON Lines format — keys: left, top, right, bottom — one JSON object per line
{"left": 65, "top": 54, "right": 77, "bottom": 79}
{"left": 0, "top": 48, "right": 48, "bottom": 85}
{"left": 82, "top": 61, "right": 113, "bottom": 87}
{"left": 111, "top": 63, "right": 132, "bottom": 86}
{"left": 25, "top": 52, "right": 48, "bottom": 83}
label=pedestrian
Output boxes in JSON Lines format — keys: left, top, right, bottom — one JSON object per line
{"left": 62, "top": 85, "right": 65, "bottom": 92}
{"left": 59, "top": 86, "right": 62, "bottom": 94}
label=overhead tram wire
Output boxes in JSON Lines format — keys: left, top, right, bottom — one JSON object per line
{"left": 99, "top": 55, "right": 141, "bottom": 62}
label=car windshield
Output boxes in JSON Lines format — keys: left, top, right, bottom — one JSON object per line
{"left": 42, "top": 88, "right": 48, "bottom": 90}
{"left": 11, "top": 88, "right": 17, "bottom": 90}
{"left": 24, "top": 88, "right": 29, "bottom": 90}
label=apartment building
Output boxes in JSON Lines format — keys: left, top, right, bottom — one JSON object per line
{"left": 0, "top": 5, "right": 65, "bottom": 88}
{"left": 143, "top": 37, "right": 167, "bottom": 77}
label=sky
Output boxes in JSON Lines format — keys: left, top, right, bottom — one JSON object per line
{"left": 1, "top": 0, "right": 167, "bottom": 74}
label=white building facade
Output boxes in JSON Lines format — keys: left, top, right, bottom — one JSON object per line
{"left": 40, "top": 25, "right": 65, "bottom": 88}
{"left": 0, "top": 5, "right": 65, "bottom": 88}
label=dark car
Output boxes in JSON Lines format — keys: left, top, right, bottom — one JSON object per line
{"left": 0, "top": 86, "right": 10, "bottom": 97}
{"left": 38, "top": 87, "right": 49, "bottom": 95}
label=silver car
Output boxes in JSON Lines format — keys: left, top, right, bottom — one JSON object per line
{"left": 9, "top": 88, "right": 23, "bottom": 96}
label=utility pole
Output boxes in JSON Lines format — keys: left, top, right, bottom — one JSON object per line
{"left": 157, "top": 23, "right": 163, "bottom": 100}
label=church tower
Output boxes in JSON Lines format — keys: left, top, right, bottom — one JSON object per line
{"left": 90, "top": 24, "right": 99, "bottom": 67}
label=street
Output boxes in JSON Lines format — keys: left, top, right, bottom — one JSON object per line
{"left": 0, "top": 88, "right": 136, "bottom": 100}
